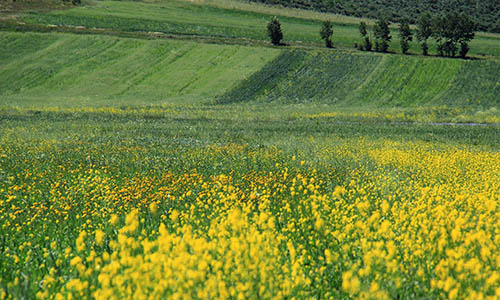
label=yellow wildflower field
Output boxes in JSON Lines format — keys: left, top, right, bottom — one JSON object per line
{"left": 0, "top": 107, "right": 499, "bottom": 299}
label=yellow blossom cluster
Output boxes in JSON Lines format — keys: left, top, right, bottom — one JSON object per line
{"left": 56, "top": 207, "right": 308, "bottom": 300}
{"left": 1, "top": 127, "right": 499, "bottom": 299}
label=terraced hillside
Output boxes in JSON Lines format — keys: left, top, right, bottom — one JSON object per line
{"left": 0, "top": 32, "right": 279, "bottom": 106}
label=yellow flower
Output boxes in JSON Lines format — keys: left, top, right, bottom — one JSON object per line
{"left": 170, "top": 209, "right": 179, "bottom": 222}
{"left": 95, "top": 229, "right": 105, "bottom": 246}
{"left": 110, "top": 214, "right": 119, "bottom": 226}
{"left": 149, "top": 202, "right": 158, "bottom": 215}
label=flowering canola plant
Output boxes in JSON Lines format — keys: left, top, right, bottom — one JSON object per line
{"left": 0, "top": 115, "right": 499, "bottom": 299}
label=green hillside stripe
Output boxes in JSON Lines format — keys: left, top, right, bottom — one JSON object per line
{"left": 218, "top": 49, "right": 498, "bottom": 107}
{"left": 259, "top": 52, "right": 382, "bottom": 103}
{"left": 0, "top": 33, "right": 59, "bottom": 64}
{"left": 2, "top": 31, "right": 498, "bottom": 108}
{"left": 0, "top": 32, "right": 279, "bottom": 106}
{"left": 216, "top": 50, "right": 306, "bottom": 104}
{"left": 350, "top": 56, "right": 462, "bottom": 106}
{"left": 442, "top": 60, "right": 500, "bottom": 106}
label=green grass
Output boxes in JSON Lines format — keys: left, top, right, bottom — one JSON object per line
{"left": 2, "top": 31, "right": 500, "bottom": 112}
{"left": 218, "top": 51, "right": 382, "bottom": 104}
{"left": 442, "top": 60, "right": 500, "bottom": 106}
{"left": 347, "top": 55, "right": 463, "bottom": 106}
{"left": 0, "top": 31, "right": 279, "bottom": 106}
{"left": 220, "top": 49, "right": 500, "bottom": 108}
{"left": 18, "top": 0, "right": 500, "bottom": 58}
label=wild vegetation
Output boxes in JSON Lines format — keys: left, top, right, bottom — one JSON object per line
{"left": 1, "top": 106, "right": 500, "bottom": 299}
{"left": 1, "top": 0, "right": 499, "bottom": 299}
{"left": 267, "top": 16, "right": 283, "bottom": 45}
{"left": 357, "top": 12, "right": 475, "bottom": 58}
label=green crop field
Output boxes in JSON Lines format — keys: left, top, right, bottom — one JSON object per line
{"left": 1, "top": 1, "right": 500, "bottom": 299}
{"left": 0, "top": 32, "right": 279, "bottom": 106}
{"left": 2, "top": 32, "right": 500, "bottom": 111}
{"left": 219, "top": 50, "right": 500, "bottom": 108}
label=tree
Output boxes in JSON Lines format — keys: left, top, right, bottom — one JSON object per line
{"left": 456, "top": 14, "right": 475, "bottom": 58}
{"left": 399, "top": 19, "right": 413, "bottom": 54}
{"left": 359, "top": 21, "right": 372, "bottom": 51}
{"left": 417, "top": 12, "right": 433, "bottom": 55}
{"left": 320, "top": 21, "right": 334, "bottom": 48}
{"left": 364, "top": 35, "right": 373, "bottom": 51}
{"left": 267, "top": 16, "right": 283, "bottom": 46}
{"left": 432, "top": 13, "right": 475, "bottom": 57}
{"left": 374, "top": 17, "right": 391, "bottom": 52}
{"left": 359, "top": 21, "right": 367, "bottom": 37}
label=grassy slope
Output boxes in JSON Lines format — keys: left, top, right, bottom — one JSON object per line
{"left": 2, "top": 31, "right": 499, "bottom": 109}
{"left": 219, "top": 50, "right": 500, "bottom": 108}
{"left": 0, "top": 32, "right": 279, "bottom": 106}
{"left": 20, "top": 0, "right": 500, "bottom": 58}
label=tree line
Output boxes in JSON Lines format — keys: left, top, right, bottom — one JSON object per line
{"left": 268, "top": 12, "right": 476, "bottom": 58}
{"left": 357, "top": 12, "right": 475, "bottom": 58}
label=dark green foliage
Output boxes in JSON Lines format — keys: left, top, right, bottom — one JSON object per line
{"left": 359, "top": 21, "right": 367, "bottom": 37}
{"left": 374, "top": 17, "right": 391, "bottom": 52}
{"left": 421, "top": 42, "right": 429, "bottom": 56}
{"left": 364, "top": 36, "right": 372, "bottom": 51}
{"left": 246, "top": 0, "right": 500, "bottom": 34}
{"left": 433, "top": 13, "right": 475, "bottom": 58}
{"left": 358, "top": 22, "right": 372, "bottom": 51}
{"left": 267, "top": 16, "right": 283, "bottom": 45}
{"left": 399, "top": 19, "right": 412, "bottom": 54}
{"left": 456, "top": 14, "right": 476, "bottom": 58}
{"left": 320, "top": 21, "right": 333, "bottom": 48}
{"left": 460, "top": 42, "right": 469, "bottom": 59}
{"left": 62, "top": 0, "right": 79, "bottom": 5}
{"left": 417, "top": 12, "right": 433, "bottom": 55}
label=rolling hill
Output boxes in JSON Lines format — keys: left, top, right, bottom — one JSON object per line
{"left": 1, "top": 31, "right": 499, "bottom": 108}
{"left": 0, "top": 32, "right": 279, "bottom": 106}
